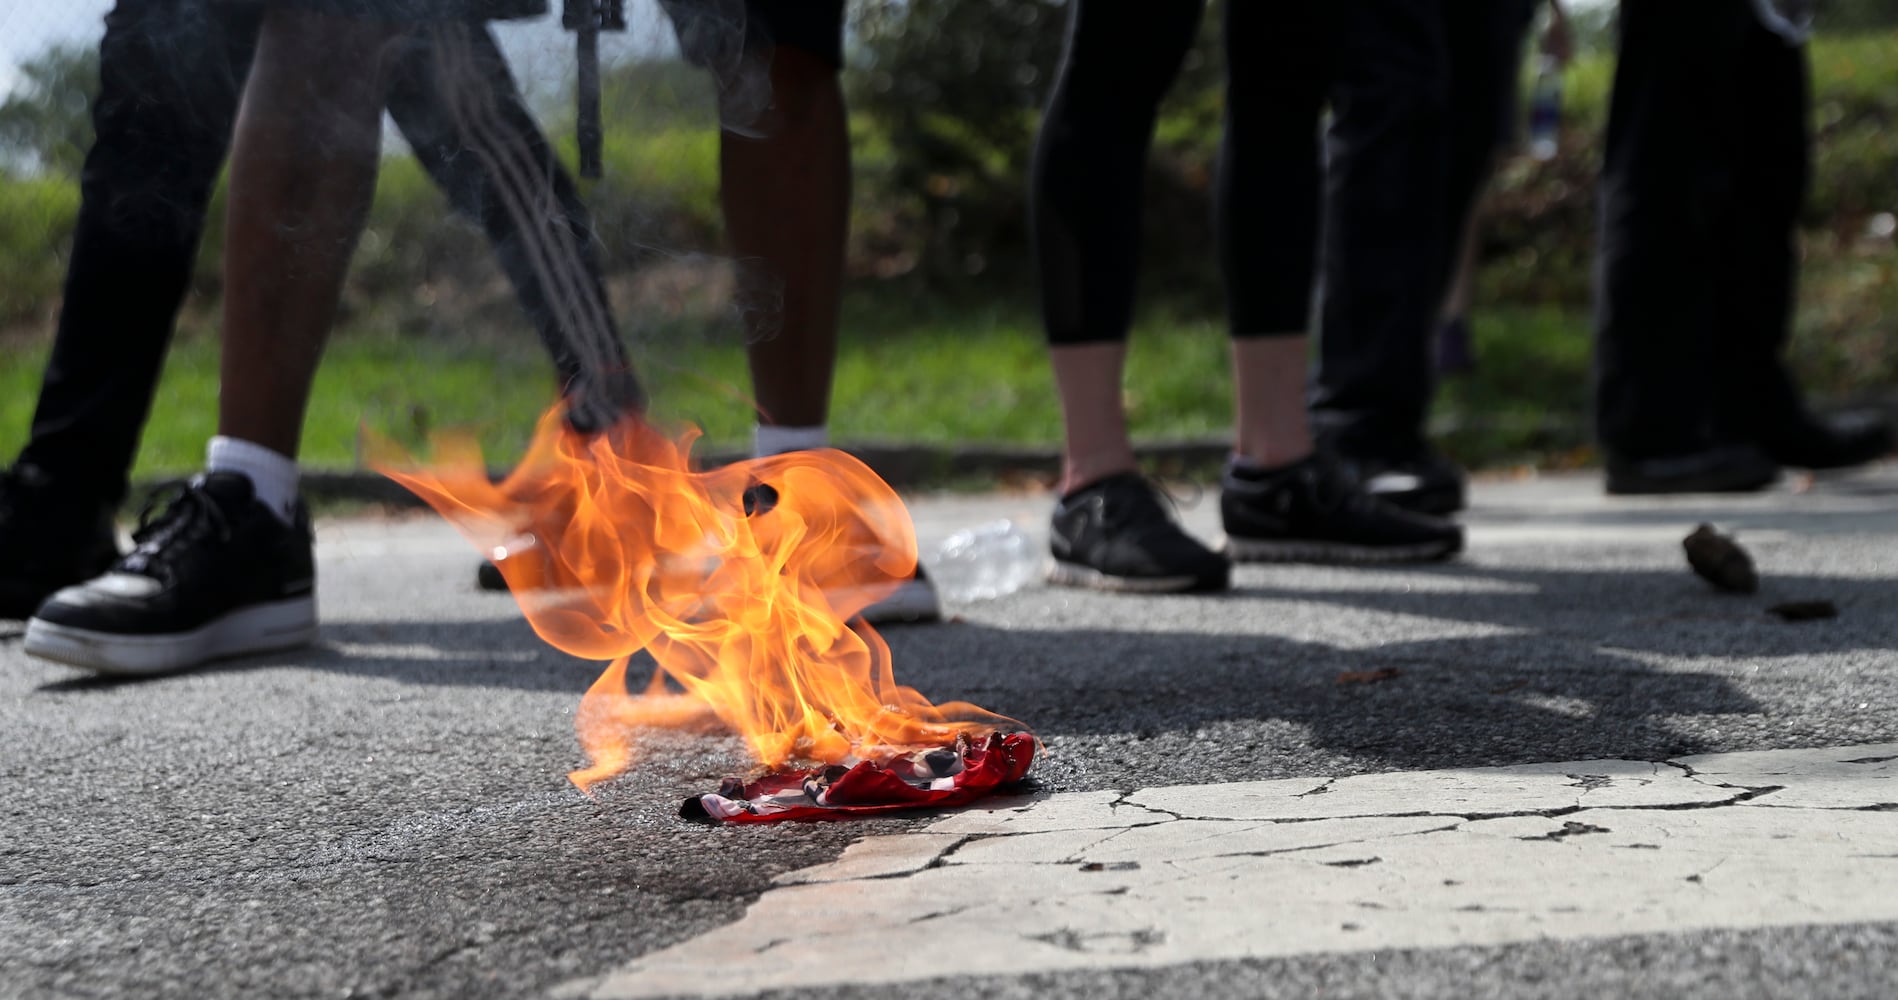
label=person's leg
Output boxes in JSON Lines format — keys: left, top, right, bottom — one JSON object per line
{"left": 1431, "top": 0, "right": 1538, "bottom": 377}
{"left": 1594, "top": 0, "right": 1778, "bottom": 492}
{"left": 1, "top": 0, "right": 259, "bottom": 620}
{"left": 1217, "top": 0, "right": 1461, "bottom": 565}
{"left": 217, "top": 8, "right": 399, "bottom": 463}
{"left": 25, "top": 7, "right": 400, "bottom": 673}
{"left": 1709, "top": 18, "right": 1892, "bottom": 468}
{"left": 384, "top": 24, "right": 642, "bottom": 431}
{"left": 1035, "top": 0, "right": 1204, "bottom": 496}
{"left": 1218, "top": 0, "right": 1329, "bottom": 472}
{"left": 1436, "top": 0, "right": 1536, "bottom": 304}
{"left": 688, "top": 2, "right": 939, "bottom": 620}
{"left": 1033, "top": 0, "right": 1227, "bottom": 593}
{"left": 723, "top": 2, "right": 848, "bottom": 440}
{"left": 1307, "top": 0, "right": 1451, "bottom": 462}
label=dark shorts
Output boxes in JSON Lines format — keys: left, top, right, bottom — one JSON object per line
{"left": 235, "top": 0, "right": 547, "bottom": 23}
{"left": 665, "top": 0, "right": 846, "bottom": 69}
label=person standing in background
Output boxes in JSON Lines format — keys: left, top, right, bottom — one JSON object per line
{"left": 0, "top": 0, "right": 638, "bottom": 625}
{"left": 1594, "top": 0, "right": 1892, "bottom": 494}
{"left": 1033, "top": 0, "right": 1463, "bottom": 594}
{"left": 1309, "top": 0, "right": 1557, "bottom": 518}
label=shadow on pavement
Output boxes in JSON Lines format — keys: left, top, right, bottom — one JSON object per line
{"left": 29, "top": 562, "right": 1892, "bottom": 774}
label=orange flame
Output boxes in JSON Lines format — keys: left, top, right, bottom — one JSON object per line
{"left": 374, "top": 407, "right": 1021, "bottom": 792}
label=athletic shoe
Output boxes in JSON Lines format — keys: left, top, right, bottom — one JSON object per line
{"left": 1221, "top": 453, "right": 1463, "bottom": 564}
{"left": 24, "top": 472, "right": 317, "bottom": 675}
{"left": 1755, "top": 411, "right": 1894, "bottom": 471}
{"left": 0, "top": 463, "right": 120, "bottom": 620}
{"left": 1605, "top": 445, "right": 1781, "bottom": 496}
{"left": 1048, "top": 472, "right": 1230, "bottom": 593}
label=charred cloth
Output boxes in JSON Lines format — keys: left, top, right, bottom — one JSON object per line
{"left": 681, "top": 732, "right": 1038, "bottom": 823}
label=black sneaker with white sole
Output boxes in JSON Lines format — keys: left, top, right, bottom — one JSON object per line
{"left": 1221, "top": 453, "right": 1463, "bottom": 564}
{"left": 25, "top": 472, "right": 317, "bottom": 675}
{"left": 1049, "top": 472, "right": 1230, "bottom": 593}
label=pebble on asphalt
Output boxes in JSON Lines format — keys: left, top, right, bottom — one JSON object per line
{"left": 1683, "top": 523, "right": 1759, "bottom": 594}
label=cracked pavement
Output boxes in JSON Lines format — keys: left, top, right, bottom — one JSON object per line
{"left": 6, "top": 466, "right": 1898, "bottom": 998}
{"left": 575, "top": 745, "right": 1898, "bottom": 999}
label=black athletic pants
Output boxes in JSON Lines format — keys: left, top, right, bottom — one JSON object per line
{"left": 1594, "top": 1, "right": 1809, "bottom": 459}
{"left": 1033, "top": 0, "right": 1334, "bottom": 346}
{"left": 17, "top": 0, "right": 621, "bottom": 506}
{"left": 1309, "top": 0, "right": 1536, "bottom": 460}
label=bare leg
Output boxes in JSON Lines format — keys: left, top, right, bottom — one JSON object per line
{"left": 724, "top": 46, "right": 847, "bottom": 430}
{"left": 217, "top": 7, "right": 396, "bottom": 458}
{"left": 1230, "top": 337, "right": 1314, "bottom": 469}
{"left": 1049, "top": 343, "right": 1138, "bottom": 496}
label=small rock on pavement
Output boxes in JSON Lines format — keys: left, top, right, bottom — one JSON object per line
{"left": 1683, "top": 523, "right": 1758, "bottom": 594}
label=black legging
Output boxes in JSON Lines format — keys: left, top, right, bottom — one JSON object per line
{"left": 1032, "top": 0, "right": 1334, "bottom": 346}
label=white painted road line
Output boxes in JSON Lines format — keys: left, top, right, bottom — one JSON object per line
{"left": 562, "top": 744, "right": 1898, "bottom": 1000}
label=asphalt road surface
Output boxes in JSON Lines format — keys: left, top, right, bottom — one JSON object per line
{"left": 5, "top": 466, "right": 1898, "bottom": 999}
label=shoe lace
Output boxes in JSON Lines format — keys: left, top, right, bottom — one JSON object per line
{"left": 121, "top": 482, "right": 231, "bottom": 577}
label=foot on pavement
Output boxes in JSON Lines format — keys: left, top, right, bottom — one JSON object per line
{"left": 24, "top": 472, "right": 316, "bottom": 675}
{"left": 1048, "top": 472, "right": 1231, "bottom": 593}
{"left": 1221, "top": 452, "right": 1464, "bottom": 565}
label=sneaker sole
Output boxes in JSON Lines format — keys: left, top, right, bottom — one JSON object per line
{"left": 1047, "top": 560, "right": 1230, "bottom": 594}
{"left": 1225, "top": 536, "right": 1463, "bottom": 565}
{"left": 23, "top": 597, "right": 318, "bottom": 676}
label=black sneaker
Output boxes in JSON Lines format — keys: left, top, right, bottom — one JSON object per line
{"left": 1755, "top": 411, "right": 1894, "bottom": 471}
{"left": 1604, "top": 445, "right": 1781, "bottom": 496}
{"left": 24, "top": 472, "right": 317, "bottom": 675}
{"left": 1221, "top": 454, "right": 1463, "bottom": 564}
{"left": 0, "top": 463, "right": 120, "bottom": 620}
{"left": 1049, "top": 472, "right": 1230, "bottom": 593}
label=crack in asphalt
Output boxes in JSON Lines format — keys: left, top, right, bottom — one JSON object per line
{"left": 1113, "top": 788, "right": 1769, "bottom": 827}
{"left": 1025, "top": 926, "right": 1166, "bottom": 955}
{"left": 1518, "top": 820, "right": 1613, "bottom": 842}
{"left": 1107, "top": 789, "right": 1184, "bottom": 823}
{"left": 1294, "top": 778, "right": 1338, "bottom": 798}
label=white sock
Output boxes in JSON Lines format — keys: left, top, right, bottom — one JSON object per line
{"left": 206, "top": 436, "right": 299, "bottom": 524}
{"left": 753, "top": 423, "right": 828, "bottom": 458}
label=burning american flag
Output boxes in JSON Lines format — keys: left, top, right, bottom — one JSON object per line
{"left": 377, "top": 406, "right": 1036, "bottom": 820}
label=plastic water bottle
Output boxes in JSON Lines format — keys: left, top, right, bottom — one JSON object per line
{"left": 928, "top": 520, "right": 1039, "bottom": 603}
{"left": 1527, "top": 54, "right": 1562, "bottom": 162}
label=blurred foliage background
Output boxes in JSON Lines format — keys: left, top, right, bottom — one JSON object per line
{"left": 2, "top": 0, "right": 1896, "bottom": 476}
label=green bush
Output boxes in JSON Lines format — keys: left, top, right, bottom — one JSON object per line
{"left": 0, "top": 178, "right": 79, "bottom": 327}
{"left": 1, "top": 22, "right": 1895, "bottom": 413}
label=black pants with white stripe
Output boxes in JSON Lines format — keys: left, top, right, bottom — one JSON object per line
{"left": 1594, "top": 1, "right": 1809, "bottom": 459}
{"left": 18, "top": 0, "right": 624, "bottom": 505}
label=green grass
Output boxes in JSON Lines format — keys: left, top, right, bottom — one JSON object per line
{"left": 0, "top": 334, "right": 577, "bottom": 480}
{"left": 0, "top": 296, "right": 1604, "bottom": 485}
